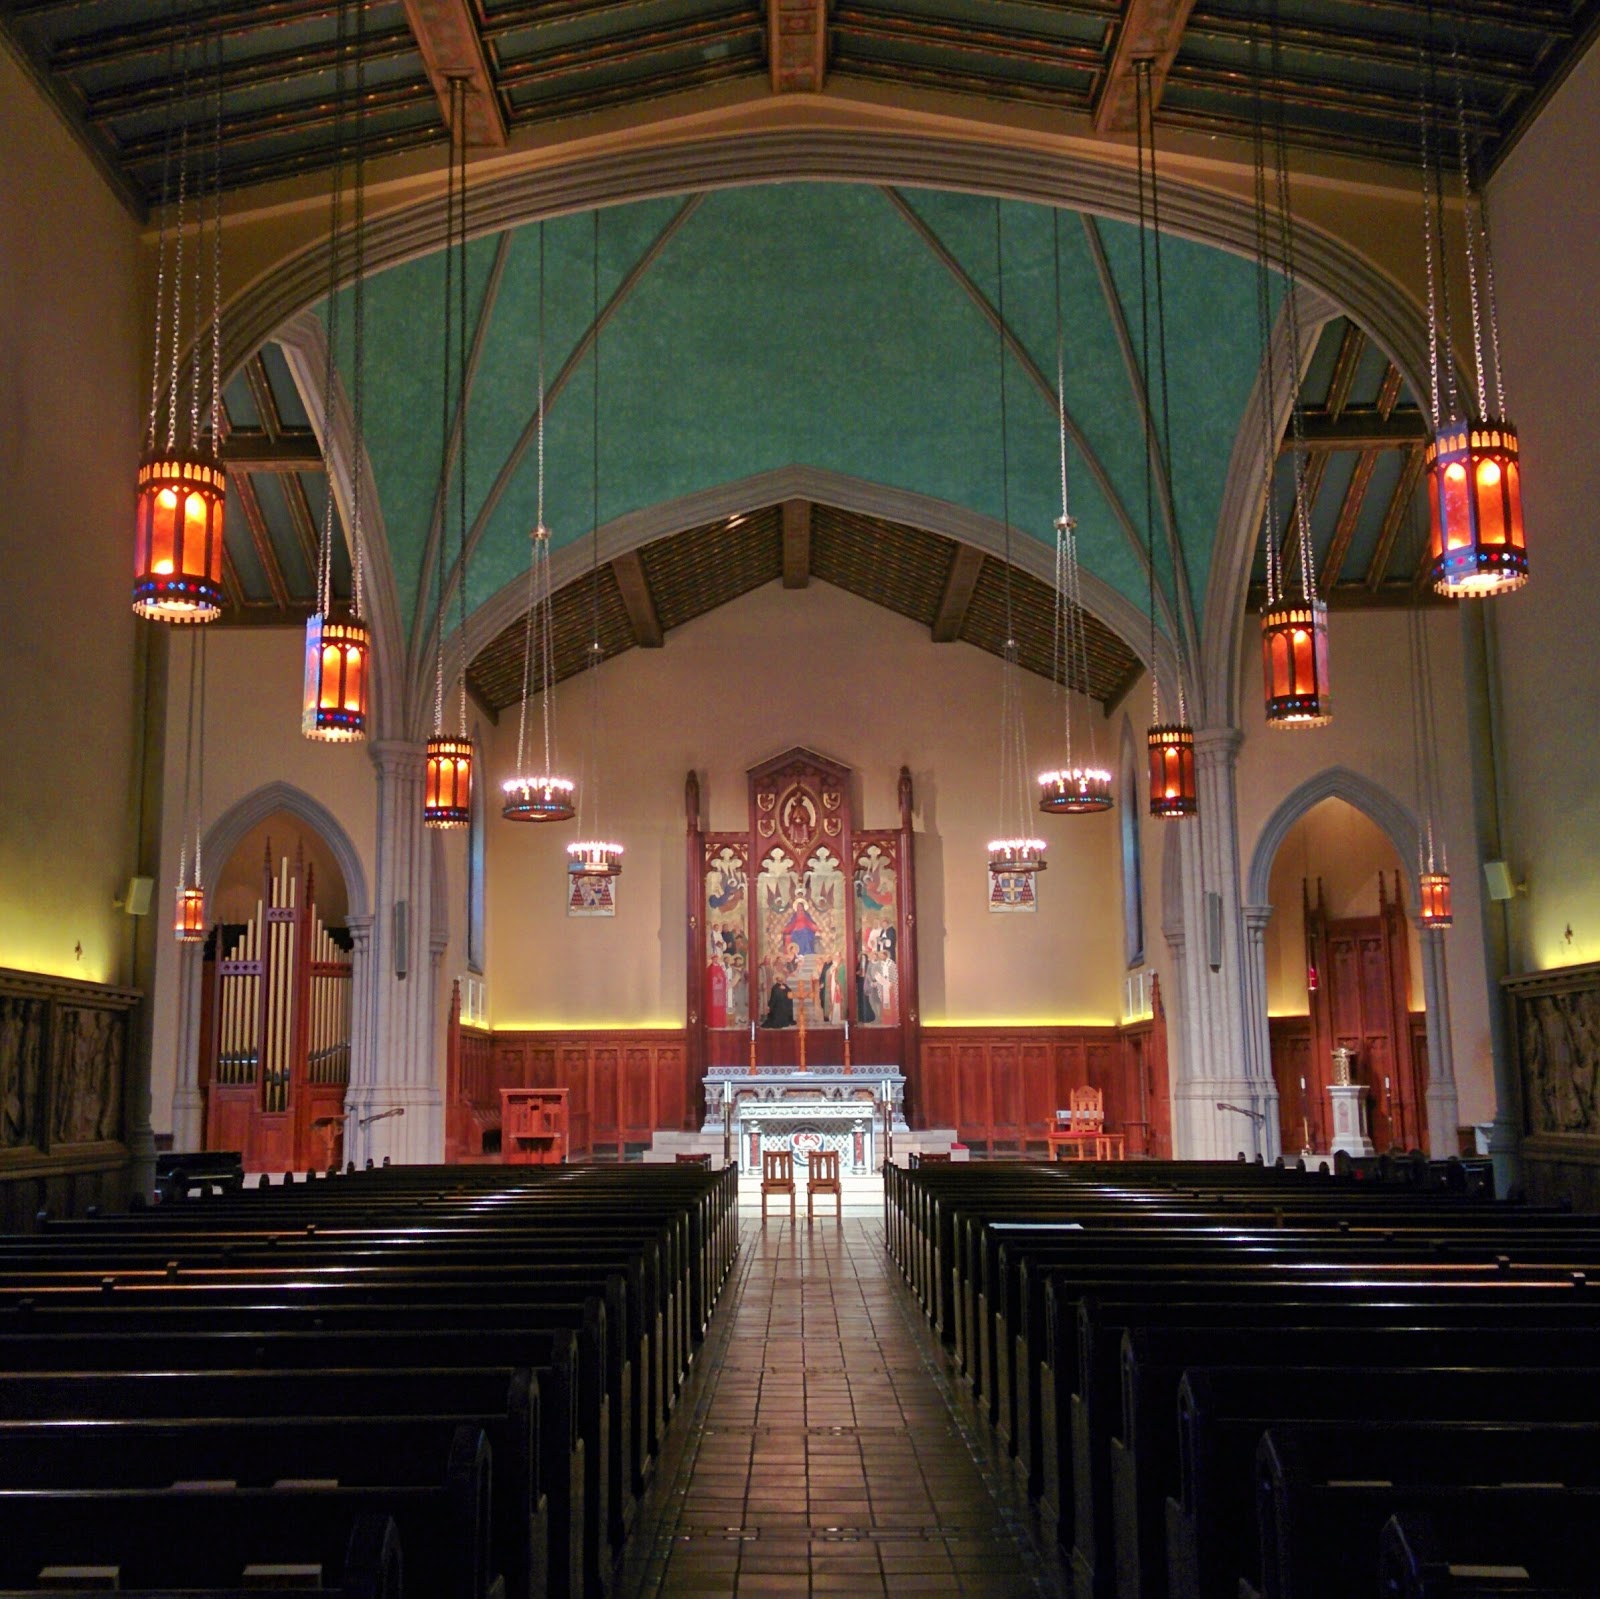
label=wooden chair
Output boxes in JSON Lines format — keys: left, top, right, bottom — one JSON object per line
{"left": 806, "top": 1148, "right": 842, "bottom": 1221}
{"left": 1047, "top": 1084, "right": 1105, "bottom": 1161}
{"left": 760, "top": 1148, "right": 795, "bottom": 1221}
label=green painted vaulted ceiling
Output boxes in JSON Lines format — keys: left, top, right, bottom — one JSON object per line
{"left": 325, "top": 181, "right": 1275, "bottom": 663}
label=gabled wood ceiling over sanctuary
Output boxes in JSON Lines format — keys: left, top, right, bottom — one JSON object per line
{"left": 3, "top": 0, "right": 1595, "bottom": 209}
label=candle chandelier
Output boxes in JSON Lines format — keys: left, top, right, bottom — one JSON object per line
{"left": 133, "top": 14, "right": 226, "bottom": 624}
{"left": 303, "top": 0, "right": 371, "bottom": 742}
{"left": 569, "top": 211, "right": 623, "bottom": 879}
{"left": 1038, "top": 208, "right": 1113, "bottom": 817}
{"left": 1254, "top": 1, "right": 1330, "bottom": 729}
{"left": 1133, "top": 61, "right": 1197, "bottom": 820}
{"left": 423, "top": 80, "right": 475, "bottom": 830}
{"left": 502, "top": 221, "right": 577, "bottom": 825}
{"left": 1419, "top": 2, "right": 1528, "bottom": 598}
{"left": 987, "top": 200, "right": 1046, "bottom": 877}
{"left": 174, "top": 632, "right": 208, "bottom": 942}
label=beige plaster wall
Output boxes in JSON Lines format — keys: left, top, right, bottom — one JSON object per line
{"left": 148, "top": 628, "right": 377, "bottom": 1134}
{"left": 1233, "top": 607, "right": 1495, "bottom": 1126}
{"left": 479, "top": 580, "right": 1129, "bottom": 1031}
{"left": 1486, "top": 38, "right": 1600, "bottom": 979}
{"left": 0, "top": 48, "right": 145, "bottom": 987}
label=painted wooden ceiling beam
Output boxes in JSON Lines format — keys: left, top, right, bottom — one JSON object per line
{"left": 402, "top": 0, "right": 508, "bottom": 147}
{"left": 611, "top": 550, "right": 664, "bottom": 648}
{"left": 220, "top": 433, "right": 325, "bottom": 472}
{"left": 781, "top": 499, "right": 812, "bottom": 588}
{"left": 768, "top": 0, "right": 828, "bottom": 93}
{"left": 931, "top": 545, "right": 985, "bottom": 644}
{"left": 1093, "top": 0, "right": 1200, "bottom": 134}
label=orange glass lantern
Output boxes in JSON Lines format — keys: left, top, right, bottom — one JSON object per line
{"left": 1148, "top": 723, "right": 1197, "bottom": 819}
{"left": 133, "top": 453, "right": 226, "bottom": 622}
{"left": 174, "top": 884, "right": 206, "bottom": 943}
{"left": 1419, "top": 871, "right": 1453, "bottom": 929}
{"left": 302, "top": 614, "right": 371, "bottom": 741}
{"left": 1425, "top": 418, "right": 1528, "bottom": 597}
{"left": 424, "top": 735, "right": 473, "bottom": 829}
{"left": 1261, "top": 594, "right": 1331, "bottom": 727}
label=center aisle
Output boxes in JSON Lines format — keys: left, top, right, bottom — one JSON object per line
{"left": 617, "top": 1205, "right": 1063, "bottom": 1597}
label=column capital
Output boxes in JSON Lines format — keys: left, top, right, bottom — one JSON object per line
{"left": 1194, "top": 725, "right": 1244, "bottom": 767}
{"left": 370, "top": 739, "right": 427, "bottom": 781}
{"left": 1242, "top": 903, "right": 1274, "bottom": 934}
{"left": 345, "top": 913, "right": 374, "bottom": 947}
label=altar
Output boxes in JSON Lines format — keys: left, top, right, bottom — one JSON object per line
{"left": 702, "top": 1065, "right": 908, "bottom": 1175}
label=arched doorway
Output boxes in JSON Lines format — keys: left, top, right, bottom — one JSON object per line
{"left": 1263, "top": 798, "right": 1428, "bottom": 1158}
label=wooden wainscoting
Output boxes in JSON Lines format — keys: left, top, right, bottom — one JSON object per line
{"left": 916, "top": 1012, "right": 1168, "bottom": 1157}
{"left": 0, "top": 967, "right": 141, "bottom": 1230}
{"left": 446, "top": 994, "right": 692, "bottom": 1162}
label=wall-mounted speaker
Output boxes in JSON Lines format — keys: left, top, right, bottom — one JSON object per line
{"left": 123, "top": 876, "right": 154, "bottom": 917}
{"left": 1206, "top": 890, "right": 1223, "bottom": 972}
{"left": 1484, "top": 860, "right": 1519, "bottom": 902}
{"left": 394, "top": 900, "right": 409, "bottom": 978}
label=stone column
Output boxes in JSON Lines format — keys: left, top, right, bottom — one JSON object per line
{"left": 170, "top": 940, "right": 206, "bottom": 1150}
{"left": 1167, "top": 728, "right": 1281, "bottom": 1162}
{"left": 1416, "top": 919, "right": 1462, "bottom": 1159}
{"left": 341, "top": 913, "right": 374, "bottom": 1165}
{"left": 344, "top": 741, "right": 443, "bottom": 1167}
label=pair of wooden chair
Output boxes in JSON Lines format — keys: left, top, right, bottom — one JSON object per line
{"left": 760, "top": 1148, "right": 842, "bottom": 1220}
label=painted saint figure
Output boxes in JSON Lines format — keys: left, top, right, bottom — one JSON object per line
{"left": 782, "top": 894, "right": 821, "bottom": 958}
{"left": 762, "top": 981, "right": 796, "bottom": 1029}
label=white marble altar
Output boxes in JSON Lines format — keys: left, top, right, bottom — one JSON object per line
{"left": 702, "top": 1065, "right": 907, "bottom": 1175}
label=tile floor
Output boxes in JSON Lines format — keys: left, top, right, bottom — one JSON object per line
{"left": 616, "top": 1205, "right": 1063, "bottom": 1597}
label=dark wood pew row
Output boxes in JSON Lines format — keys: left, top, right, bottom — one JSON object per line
{"left": 0, "top": 1512, "right": 401, "bottom": 1599}
{"left": 0, "top": 1366, "right": 554, "bottom": 1599}
{"left": 0, "top": 1443, "right": 490, "bottom": 1598}
{"left": 882, "top": 1160, "right": 1600, "bottom": 1599}
{"left": 1255, "top": 1429, "right": 1600, "bottom": 1599}
{"left": 0, "top": 1163, "right": 739, "bottom": 1599}
{"left": 1169, "top": 1367, "right": 1600, "bottom": 1599}
{"left": 1114, "top": 1319, "right": 1600, "bottom": 1599}
{"left": 1376, "top": 1510, "right": 1596, "bottom": 1599}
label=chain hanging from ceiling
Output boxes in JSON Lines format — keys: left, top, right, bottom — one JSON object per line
{"left": 133, "top": 1, "right": 227, "bottom": 625}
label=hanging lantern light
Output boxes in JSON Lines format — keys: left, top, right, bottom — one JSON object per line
{"left": 567, "top": 212, "right": 623, "bottom": 876}
{"left": 1260, "top": 595, "right": 1332, "bottom": 727}
{"left": 1251, "top": 4, "right": 1332, "bottom": 728}
{"left": 174, "top": 885, "right": 207, "bottom": 943}
{"left": 1037, "top": 212, "right": 1114, "bottom": 820}
{"left": 424, "top": 735, "right": 474, "bottom": 829}
{"left": 302, "top": 615, "right": 371, "bottom": 741}
{"left": 1419, "top": 870, "right": 1453, "bottom": 929}
{"left": 568, "top": 840, "right": 624, "bottom": 877}
{"left": 1419, "top": 16, "right": 1529, "bottom": 599}
{"left": 134, "top": 457, "right": 226, "bottom": 622}
{"left": 1425, "top": 422, "right": 1527, "bottom": 596}
{"left": 985, "top": 202, "right": 1047, "bottom": 878}
{"left": 174, "top": 632, "right": 210, "bottom": 942}
{"left": 502, "top": 228, "right": 577, "bottom": 825}
{"left": 987, "top": 838, "right": 1048, "bottom": 875}
{"left": 1132, "top": 61, "right": 1199, "bottom": 816}
{"left": 423, "top": 79, "right": 475, "bottom": 830}
{"left": 302, "top": 0, "right": 372, "bottom": 741}
{"left": 134, "top": 19, "right": 227, "bottom": 624}
{"left": 1147, "top": 723, "right": 1197, "bottom": 819}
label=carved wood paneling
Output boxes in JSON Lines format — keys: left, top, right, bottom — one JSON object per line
{"left": 0, "top": 968, "right": 139, "bottom": 1229}
{"left": 915, "top": 1020, "right": 1168, "bottom": 1154}
{"left": 1506, "top": 963, "right": 1600, "bottom": 1211}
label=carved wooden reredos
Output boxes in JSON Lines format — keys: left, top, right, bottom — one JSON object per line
{"left": 685, "top": 749, "right": 919, "bottom": 1083}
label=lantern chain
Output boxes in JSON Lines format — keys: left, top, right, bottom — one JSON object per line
{"left": 1052, "top": 208, "right": 1074, "bottom": 776}
{"left": 1251, "top": 1, "right": 1282, "bottom": 610}
{"left": 208, "top": 13, "right": 223, "bottom": 464}
{"left": 432, "top": 78, "right": 459, "bottom": 740}
{"left": 167, "top": 22, "right": 193, "bottom": 452}
{"left": 350, "top": 0, "right": 367, "bottom": 622}
{"left": 146, "top": 16, "right": 178, "bottom": 452}
{"left": 1269, "top": 0, "right": 1317, "bottom": 607}
{"left": 456, "top": 77, "right": 470, "bottom": 741}
{"left": 1134, "top": 61, "right": 1162, "bottom": 727}
{"left": 1418, "top": 15, "right": 1443, "bottom": 435}
{"left": 317, "top": 0, "right": 349, "bottom": 622}
{"left": 1451, "top": 20, "right": 1489, "bottom": 420}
